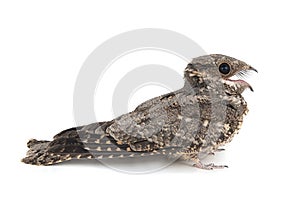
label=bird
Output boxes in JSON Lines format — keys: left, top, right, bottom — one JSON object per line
{"left": 22, "top": 54, "right": 257, "bottom": 170}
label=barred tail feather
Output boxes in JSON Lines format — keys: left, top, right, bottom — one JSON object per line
{"left": 22, "top": 122, "right": 182, "bottom": 166}
{"left": 22, "top": 125, "right": 93, "bottom": 165}
{"left": 22, "top": 137, "right": 93, "bottom": 166}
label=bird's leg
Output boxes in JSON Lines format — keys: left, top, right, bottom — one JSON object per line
{"left": 187, "top": 153, "right": 228, "bottom": 170}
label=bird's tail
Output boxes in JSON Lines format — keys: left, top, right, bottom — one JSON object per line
{"left": 22, "top": 121, "right": 182, "bottom": 166}
{"left": 22, "top": 126, "right": 94, "bottom": 165}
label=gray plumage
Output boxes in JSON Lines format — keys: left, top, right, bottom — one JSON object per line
{"left": 22, "top": 54, "right": 256, "bottom": 169}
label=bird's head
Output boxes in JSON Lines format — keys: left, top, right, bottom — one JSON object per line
{"left": 184, "top": 54, "right": 257, "bottom": 94}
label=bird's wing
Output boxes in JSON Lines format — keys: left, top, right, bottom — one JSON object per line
{"left": 100, "top": 89, "right": 210, "bottom": 153}
{"left": 106, "top": 91, "right": 181, "bottom": 151}
{"left": 76, "top": 91, "right": 181, "bottom": 153}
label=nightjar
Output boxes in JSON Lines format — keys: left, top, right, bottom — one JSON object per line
{"left": 22, "top": 54, "right": 257, "bottom": 170}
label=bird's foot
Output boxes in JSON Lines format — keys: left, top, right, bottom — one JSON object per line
{"left": 193, "top": 162, "right": 228, "bottom": 170}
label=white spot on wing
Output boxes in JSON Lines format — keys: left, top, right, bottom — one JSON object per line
{"left": 203, "top": 120, "right": 209, "bottom": 127}
{"left": 115, "top": 147, "right": 121, "bottom": 152}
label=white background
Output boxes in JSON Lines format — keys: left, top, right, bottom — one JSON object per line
{"left": 1, "top": 0, "right": 299, "bottom": 199}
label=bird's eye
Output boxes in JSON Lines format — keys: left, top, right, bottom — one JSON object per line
{"left": 219, "top": 63, "right": 231, "bottom": 74}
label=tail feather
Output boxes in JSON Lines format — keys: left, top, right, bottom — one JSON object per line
{"left": 22, "top": 126, "right": 93, "bottom": 165}
{"left": 22, "top": 121, "right": 182, "bottom": 166}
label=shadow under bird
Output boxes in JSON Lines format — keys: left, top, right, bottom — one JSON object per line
{"left": 22, "top": 54, "right": 257, "bottom": 170}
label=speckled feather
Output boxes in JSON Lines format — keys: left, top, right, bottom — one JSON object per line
{"left": 22, "top": 54, "right": 256, "bottom": 169}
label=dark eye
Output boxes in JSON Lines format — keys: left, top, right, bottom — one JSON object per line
{"left": 219, "top": 63, "right": 231, "bottom": 74}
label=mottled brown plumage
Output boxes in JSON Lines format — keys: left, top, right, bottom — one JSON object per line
{"left": 22, "top": 54, "right": 256, "bottom": 169}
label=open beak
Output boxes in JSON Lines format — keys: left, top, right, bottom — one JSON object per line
{"left": 227, "top": 65, "right": 258, "bottom": 93}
